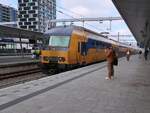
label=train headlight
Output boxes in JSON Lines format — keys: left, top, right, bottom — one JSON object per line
{"left": 43, "top": 56, "right": 49, "bottom": 61}
{"left": 59, "top": 57, "right": 65, "bottom": 62}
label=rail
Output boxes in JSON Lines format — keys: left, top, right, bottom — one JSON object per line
{"left": 0, "top": 68, "right": 41, "bottom": 80}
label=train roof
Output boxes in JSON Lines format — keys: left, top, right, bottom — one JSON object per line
{"left": 45, "top": 25, "right": 106, "bottom": 37}
{"left": 45, "top": 26, "right": 75, "bottom": 36}
{"left": 45, "top": 25, "right": 115, "bottom": 43}
{"left": 45, "top": 25, "right": 136, "bottom": 49}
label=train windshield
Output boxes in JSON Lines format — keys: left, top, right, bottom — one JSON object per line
{"left": 49, "top": 36, "right": 70, "bottom": 47}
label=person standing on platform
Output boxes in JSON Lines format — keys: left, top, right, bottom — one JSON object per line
{"left": 126, "top": 48, "right": 131, "bottom": 61}
{"left": 105, "top": 46, "right": 114, "bottom": 80}
{"left": 144, "top": 49, "right": 149, "bottom": 60}
{"left": 138, "top": 50, "right": 142, "bottom": 59}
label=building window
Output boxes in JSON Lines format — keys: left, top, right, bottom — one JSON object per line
{"left": 18, "top": 0, "right": 22, "bottom": 3}
{"left": 18, "top": 8, "right": 22, "bottom": 10}
{"left": 33, "top": 6, "right": 38, "bottom": 10}
{"left": 24, "top": 14, "right": 29, "bottom": 18}
{"left": 20, "top": 11, "right": 26, "bottom": 14}
{"left": 29, "top": 25, "right": 36, "bottom": 28}
{"left": 20, "top": 18, "right": 27, "bottom": 21}
{"left": 18, "top": 14, "right": 22, "bottom": 18}
{"left": 28, "top": 10, "right": 35, "bottom": 14}
{"left": 24, "top": 7, "right": 30, "bottom": 10}
{"left": 33, "top": 14, "right": 37, "bottom": 17}
{"left": 24, "top": 22, "right": 31, "bottom": 25}
{"left": 19, "top": 22, "right": 23, "bottom": 25}
{"left": 33, "top": 21, "right": 37, "bottom": 25}
{"left": 19, "top": 3, "right": 26, "bottom": 7}
{"left": 23, "top": 0, "right": 29, "bottom": 2}
{"left": 20, "top": 25, "right": 27, "bottom": 29}
{"left": 28, "top": 18, "right": 35, "bottom": 21}
{"left": 28, "top": 3, "right": 35, "bottom": 6}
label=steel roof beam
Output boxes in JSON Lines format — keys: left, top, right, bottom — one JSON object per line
{"left": 49, "top": 17, "right": 122, "bottom": 23}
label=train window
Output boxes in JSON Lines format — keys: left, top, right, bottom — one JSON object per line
{"left": 78, "top": 42, "right": 81, "bottom": 53}
{"left": 96, "top": 41, "right": 99, "bottom": 46}
{"left": 49, "top": 36, "right": 70, "bottom": 47}
{"left": 81, "top": 42, "right": 87, "bottom": 56}
{"left": 98, "top": 41, "right": 104, "bottom": 49}
{"left": 92, "top": 41, "right": 96, "bottom": 48}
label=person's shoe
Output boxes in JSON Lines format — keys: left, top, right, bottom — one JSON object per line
{"left": 105, "top": 77, "right": 110, "bottom": 80}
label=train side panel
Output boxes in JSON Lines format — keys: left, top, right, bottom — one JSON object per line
{"left": 67, "top": 29, "right": 86, "bottom": 65}
{"left": 85, "top": 34, "right": 111, "bottom": 64}
{"left": 68, "top": 30, "right": 106, "bottom": 65}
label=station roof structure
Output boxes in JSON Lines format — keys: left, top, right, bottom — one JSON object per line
{"left": 112, "top": 0, "right": 150, "bottom": 48}
{"left": 0, "top": 25, "right": 43, "bottom": 40}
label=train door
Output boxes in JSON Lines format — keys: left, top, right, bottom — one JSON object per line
{"left": 78, "top": 42, "right": 87, "bottom": 65}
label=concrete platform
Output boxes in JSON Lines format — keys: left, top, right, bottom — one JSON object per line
{"left": 0, "top": 55, "right": 150, "bottom": 113}
{"left": 0, "top": 55, "right": 32, "bottom": 59}
{"left": 0, "top": 55, "right": 38, "bottom": 66}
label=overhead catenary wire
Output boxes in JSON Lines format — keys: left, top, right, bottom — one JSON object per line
{"left": 56, "top": 9, "right": 104, "bottom": 32}
{"left": 49, "top": 1, "right": 105, "bottom": 32}
{"left": 52, "top": 1, "right": 84, "bottom": 18}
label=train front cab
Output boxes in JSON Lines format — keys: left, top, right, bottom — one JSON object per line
{"left": 40, "top": 29, "right": 86, "bottom": 72}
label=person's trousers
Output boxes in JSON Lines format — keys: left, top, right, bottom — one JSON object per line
{"left": 107, "top": 62, "right": 114, "bottom": 78}
{"left": 126, "top": 55, "right": 130, "bottom": 61}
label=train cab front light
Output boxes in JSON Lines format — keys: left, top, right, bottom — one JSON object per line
{"left": 43, "top": 56, "right": 49, "bottom": 61}
{"left": 59, "top": 57, "right": 65, "bottom": 62}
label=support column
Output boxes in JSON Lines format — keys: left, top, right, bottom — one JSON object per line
{"left": 19, "top": 34, "right": 24, "bottom": 58}
{"left": 118, "top": 32, "right": 120, "bottom": 42}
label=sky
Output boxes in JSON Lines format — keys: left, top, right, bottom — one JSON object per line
{"left": 0, "top": 0, "right": 136, "bottom": 44}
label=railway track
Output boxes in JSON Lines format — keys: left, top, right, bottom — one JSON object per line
{"left": 0, "top": 68, "right": 41, "bottom": 80}
{"left": 0, "top": 62, "right": 42, "bottom": 80}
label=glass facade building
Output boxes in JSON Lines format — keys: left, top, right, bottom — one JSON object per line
{"left": 18, "top": 0, "right": 56, "bottom": 32}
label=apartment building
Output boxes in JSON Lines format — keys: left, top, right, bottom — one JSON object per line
{"left": 18, "top": 0, "right": 56, "bottom": 32}
{"left": 0, "top": 3, "right": 17, "bottom": 22}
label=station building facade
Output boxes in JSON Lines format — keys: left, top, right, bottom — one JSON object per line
{"left": 0, "top": 3, "right": 18, "bottom": 53}
{"left": 18, "top": 0, "right": 56, "bottom": 32}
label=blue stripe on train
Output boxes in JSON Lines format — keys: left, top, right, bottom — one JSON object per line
{"left": 86, "top": 38, "right": 111, "bottom": 50}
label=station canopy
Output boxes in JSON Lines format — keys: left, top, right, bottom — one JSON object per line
{"left": 112, "top": 0, "right": 150, "bottom": 48}
{"left": 0, "top": 25, "right": 43, "bottom": 40}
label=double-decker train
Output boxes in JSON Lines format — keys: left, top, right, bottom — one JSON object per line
{"left": 40, "top": 25, "right": 137, "bottom": 73}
